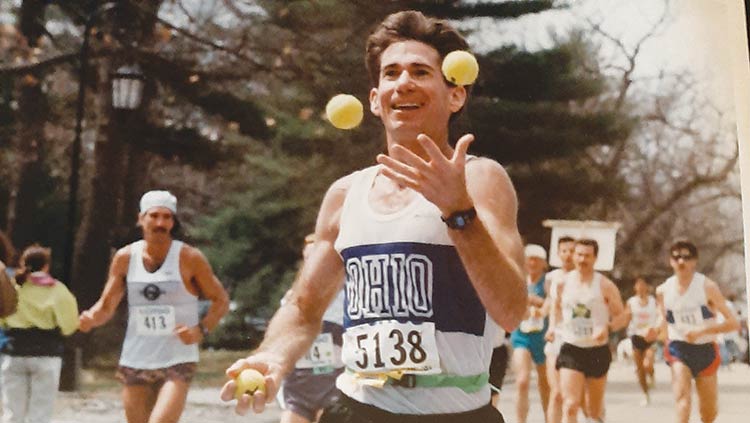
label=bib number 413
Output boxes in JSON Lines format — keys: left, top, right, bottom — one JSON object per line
{"left": 343, "top": 321, "right": 440, "bottom": 374}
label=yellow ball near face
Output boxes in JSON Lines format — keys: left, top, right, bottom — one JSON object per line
{"left": 326, "top": 94, "right": 363, "bottom": 130}
{"left": 234, "top": 368, "right": 266, "bottom": 400}
{"left": 441, "top": 50, "right": 479, "bottom": 86}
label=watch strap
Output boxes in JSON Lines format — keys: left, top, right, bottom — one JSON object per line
{"left": 441, "top": 207, "right": 477, "bottom": 230}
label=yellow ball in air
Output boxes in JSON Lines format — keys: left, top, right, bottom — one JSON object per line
{"left": 442, "top": 50, "right": 479, "bottom": 86}
{"left": 325, "top": 94, "right": 363, "bottom": 130}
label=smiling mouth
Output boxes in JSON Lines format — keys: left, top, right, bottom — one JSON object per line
{"left": 392, "top": 103, "right": 422, "bottom": 111}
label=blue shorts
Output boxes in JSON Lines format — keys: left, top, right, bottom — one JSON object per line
{"left": 664, "top": 340, "right": 720, "bottom": 378}
{"left": 510, "top": 330, "right": 546, "bottom": 365}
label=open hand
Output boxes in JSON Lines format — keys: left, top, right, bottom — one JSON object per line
{"left": 376, "top": 133, "right": 475, "bottom": 215}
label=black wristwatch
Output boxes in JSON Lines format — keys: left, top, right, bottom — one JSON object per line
{"left": 441, "top": 207, "right": 477, "bottom": 230}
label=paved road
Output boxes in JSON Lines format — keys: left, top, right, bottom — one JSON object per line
{"left": 48, "top": 360, "right": 749, "bottom": 422}
{"left": 496, "top": 360, "right": 749, "bottom": 423}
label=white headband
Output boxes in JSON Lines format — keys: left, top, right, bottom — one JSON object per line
{"left": 139, "top": 190, "right": 177, "bottom": 214}
{"left": 524, "top": 244, "right": 547, "bottom": 261}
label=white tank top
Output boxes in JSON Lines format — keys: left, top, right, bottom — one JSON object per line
{"left": 626, "top": 295, "right": 659, "bottom": 337}
{"left": 334, "top": 165, "right": 499, "bottom": 414}
{"left": 560, "top": 271, "right": 609, "bottom": 348}
{"left": 547, "top": 268, "right": 570, "bottom": 338}
{"left": 120, "top": 240, "right": 200, "bottom": 369}
{"left": 656, "top": 272, "right": 715, "bottom": 344}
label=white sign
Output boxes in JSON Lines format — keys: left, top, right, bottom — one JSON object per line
{"left": 543, "top": 220, "right": 621, "bottom": 271}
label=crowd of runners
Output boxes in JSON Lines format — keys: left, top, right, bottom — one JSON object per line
{"left": 0, "top": 8, "right": 746, "bottom": 423}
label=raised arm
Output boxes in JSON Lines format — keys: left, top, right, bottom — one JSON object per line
{"left": 78, "top": 247, "right": 129, "bottom": 332}
{"left": 377, "top": 134, "right": 526, "bottom": 331}
{"left": 458, "top": 157, "right": 526, "bottom": 330}
{"left": 220, "top": 174, "right": 350, "bottom": 415}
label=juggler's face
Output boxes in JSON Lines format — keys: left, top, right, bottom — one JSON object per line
{"left": 370, "top": 40, "right": 466, "bottom": 145}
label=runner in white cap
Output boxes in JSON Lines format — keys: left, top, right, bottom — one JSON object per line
{"left": 510, "top": 244, "right": 550, "bottom": 423}
{"left": 220, "top": 10, "right": 527, "bottom": 423}
{"left": 79, "top": 190, "right": 229, "bottom": 423}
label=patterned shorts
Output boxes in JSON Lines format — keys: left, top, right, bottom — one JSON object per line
{"left": 116, "top": 362, "right": 197, "bottom": 386}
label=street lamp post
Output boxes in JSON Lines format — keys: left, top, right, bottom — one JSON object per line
{"left": 60, "top": 1, "right": 145, "bottom": 392}
{"left": 62, "top": 1, "right": 119, "bottom": 297}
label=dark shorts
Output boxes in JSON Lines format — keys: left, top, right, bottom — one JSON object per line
{"left": 283, "top": 367, "right": 344, "bottom": 421}
{"left": 510, "top": 330, "right": 547, "bottom": 364}
{"left": 631, "top": 335, "right": 655, "bottom": 351}
{"left": 489, "top": 345, "right": 509, "bottom": 393}
{"left": 556, "top": 343, "right": 611, "bottom": 379}
{"left": 664, "top": 340, "right": 720, "bottom": 378}
{"left": 116, "top": 362, "right": 197, "bottom": 386}
{"left": 319, "top": 394, "right": 505, "bottom": 423}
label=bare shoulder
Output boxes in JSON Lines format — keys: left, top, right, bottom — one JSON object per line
{"left": 465, "top": 157, "right": 518, "bottom": 216}
{"left": 316, "top": 171, "right": 358, "bottom": 238}
{"left": 703, "top": 277, "right": 723, "bottom": 298}
{"left": 600, "top": 275, "right": 617, "bottom": 294}
{"left": 466, "top": 157, "right": 513, "bottom": 189}
{"left": 110, "top": 245, "right": 133, "bottom": 273}
{"left": 178, "top": 243, "right": 211, "bottom": 267}
{"left": 324, "top": 171, "right": 357, "bottom": 204}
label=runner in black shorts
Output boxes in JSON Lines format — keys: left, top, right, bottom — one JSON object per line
{"left": 624, "top": 277, "right": 660, "bottom": 405}
{"left": 489, "top": 330, "right": 510, "bottom": 407}
{"left": 549, "top": 240, "right": 627, "bottom": 423}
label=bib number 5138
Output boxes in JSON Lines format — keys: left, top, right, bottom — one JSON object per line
{"left": 343, "top": 321, "right": 440, "bottom": 374}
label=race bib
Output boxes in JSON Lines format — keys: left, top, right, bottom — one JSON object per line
{"left": 571, "top": 318, "right": 593, "bottom": 341}
{"left": 342, "top": 321, "right": 441, "bottom": 375}
{"left": 674, "top": 307, "right": 704, "bottom": 330}
{"left": 296, "top": 333, "right": 336, "bottom": 369}
{"left": 134, "top": 305, "right": 175, "bottom": 336}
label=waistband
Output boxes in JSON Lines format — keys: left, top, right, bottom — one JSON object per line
{"left": 1, "top": 327, "right": 65, "bottom": 357}
{"left": 328, "top": 394, "right": 503, "bottom": 423}
{"left": 346, "top": 368, "right": 489, "bottom": 393}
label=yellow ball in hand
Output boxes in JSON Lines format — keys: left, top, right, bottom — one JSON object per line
{"left": 326, "top": 94, "right": 363, "bottom": 130}
{"left": 234, "top": 368, "right": 266, "bottom": 400}
{"left": 441, "top": 50, "right": 479, "bottom": 86}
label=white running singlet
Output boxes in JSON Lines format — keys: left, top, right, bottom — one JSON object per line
{"left": 334, "top": 165, "right": 499, "bottom": 414}
{"left": 559, "top": 271, "right": 609, "bottom": 348}
{"left": 626, "top": 295, "right": 659, "bottom": 337}
{"left": 656, "top": 273, "right": 715, "bottom": 344}
{"left": 120, "top": 240, "right": 199, "bottom": 369}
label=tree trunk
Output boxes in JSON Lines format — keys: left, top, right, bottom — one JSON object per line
{"left": 8, "top": 0, "right": 50, "bottom": 251}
